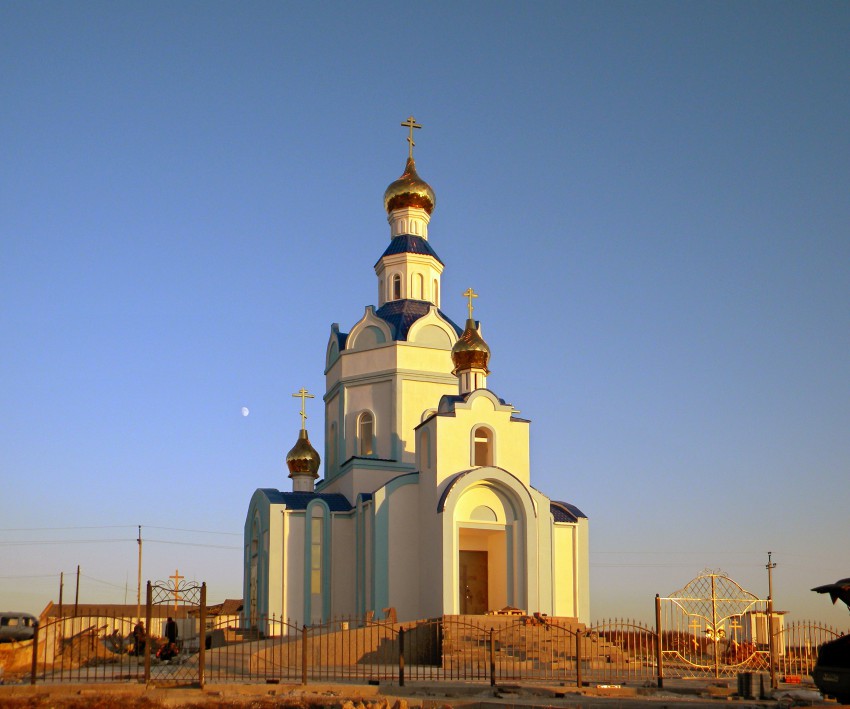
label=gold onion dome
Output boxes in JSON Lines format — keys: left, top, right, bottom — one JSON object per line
{"left": 383, "top": 157, "right": 436, "bottom": 215}
{"left": 451, "top": 319, "right": 491, "bottom": 376}
{"left": 286, "top": 430, "right": 321, "bottom": 479}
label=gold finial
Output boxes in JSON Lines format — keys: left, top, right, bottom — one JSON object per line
{"left": 462, "top": 287, "right": 479, "bottom": 319}
{"left": 291, "top": 387, "right": 314, "bottom": 431}
{"left": 401, "top": 115, "right": 422, "bottom": 160}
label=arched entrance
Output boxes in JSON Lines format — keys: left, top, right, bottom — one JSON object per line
{"left": 441, "top": 468, "right": 537, "bottom": 615}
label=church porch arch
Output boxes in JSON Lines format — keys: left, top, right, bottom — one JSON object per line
{"left": 438, "top": 467, "right": 538, "bottom": 615}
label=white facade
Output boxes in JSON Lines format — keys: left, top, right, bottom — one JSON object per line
{"left": 244, "top": 145, "right": 589, "bottom": 628}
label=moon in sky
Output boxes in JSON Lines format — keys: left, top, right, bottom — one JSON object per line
{"left": 241, "top": 407, "right": 250, "bottom": 417}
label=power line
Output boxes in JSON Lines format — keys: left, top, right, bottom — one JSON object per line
{"left": 0, "top": 525, "right": 134, "bottom": 532}
{"left": 81, "top": 573, "right": 128, "bottom": 591}
{"left": 0, "top": 524, "right": 238, "bottom": 536}
{"left": 0, "top": 539, "right": 131, "bottom": 546}
{"left": 145, "top": 526, "right": 240, "bottom": 537}
{"left": 0, "top": 573, "right": 59, "bottom": 579}
{"left": 146, "top": 539, "right": 240, "bottom": 550}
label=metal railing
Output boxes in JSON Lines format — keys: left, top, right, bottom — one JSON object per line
{"left": 25, "top": 610, "right": 846, "bottom": 687}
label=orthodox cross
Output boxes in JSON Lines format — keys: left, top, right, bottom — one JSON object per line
{"left": 688, "top": 616, "right": 703, "bottom": 650}
{"left": 463, "top": 287, "right": 478, "bottom": 319}
{"left": 401, "top": 115, "right": 421, "bottom": 159}
{"left": 292, "top": 387, "right": 314, "bottom": 431}
{"left": 169, "top": 569, "right": 184, "bottom": 610}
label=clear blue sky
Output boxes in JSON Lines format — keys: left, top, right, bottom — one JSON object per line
{"left": 2, "top": 1, "right": 848, "bottom": 626}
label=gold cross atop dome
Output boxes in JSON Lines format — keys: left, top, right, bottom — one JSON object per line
{"left": 401, "top": 115, "right": 422, "bottom": 159}
{"left": 462, "top": 287, "right": 479, "bottom": 319}
{"left": 291, "top": 387, "right": 314, "bottom": 431}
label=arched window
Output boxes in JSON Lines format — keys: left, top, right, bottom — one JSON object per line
{"left": 473, "top": 426, "right": 493, "bottom": 467}
{"left": 433, "top": 279, "right": 439, "bottom": 306}
{"left": 305, "top": 501, "right": 330, "bottom": 624}
{"left": 414, "top": 273, "right": 424, "bottom": 300}
{"left": 249, "top": 516, "right": 260, "bottom": 628}
{"left": 392, "top": 274, "right": 402, "bottom": 300}
{"left": 359, "top": 412, "right": 374, "bottom": 456}
{"left": 310, "top": 511, "right": 323, "bottom": 597}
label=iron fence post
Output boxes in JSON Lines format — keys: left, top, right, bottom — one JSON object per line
{"left": 301, "top": 624, "right": 308, "bottom": 686}
{"left": 489, "top": 627, "right": 495, "bottom": 687}
{"left": 29, "top": 620, "right": 39, "bottom": 685}
{"left": 655, "top": 594, "right": 664, "bottom": 688}
{"left": 576, "top": 628, "right": 583, "bottom": 688}
{"left": 399, "top": 626, "right": 405, "bottom": 687}
{"left": 768, "top": 597, "right": 777, "bottom": 689}
{"left": 199, "top": 582, "right": 207, "bottom": 688}
{"left": 144, "top": 581, "right": 152, "bottom": 684}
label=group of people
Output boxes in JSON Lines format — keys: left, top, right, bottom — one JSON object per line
{"left": 129, "top": 617, "right": 179, "bottom": 659}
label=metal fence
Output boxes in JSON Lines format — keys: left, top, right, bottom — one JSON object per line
{"left": 23, "top": 609, "right": 846, "bottom": 688}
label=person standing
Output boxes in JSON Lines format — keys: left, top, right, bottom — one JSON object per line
{"left": 165, "top": 617, "right": 178, "bottom": 645}
{"left": 132, "top": 620, "right": 146, "bottom": 656}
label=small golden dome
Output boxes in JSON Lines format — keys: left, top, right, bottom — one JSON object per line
{"left": 451, "top": 319, "right": 491, "bottom": 375}
{"left": 286, "top": 430, "right": 321, "bottom": 478}
{"left": 383, "top": 157, "right": 436, "bottom": 215}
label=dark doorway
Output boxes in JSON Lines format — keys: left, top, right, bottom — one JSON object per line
{"left": 459, "top": 550, "right": 488, "bottom": 614}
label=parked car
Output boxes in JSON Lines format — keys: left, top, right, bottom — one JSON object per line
{"left": 0, "top": 612, "right": 37, "bottom": 642}
{"left": 812, "top": 579, "right": 850, "bottom": 704}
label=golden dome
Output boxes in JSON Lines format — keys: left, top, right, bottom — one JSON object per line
{"left": 286, "top": 429, "right": 321, "bottom": 479}
{"left": 383, "top": 157, "right": 436, "bottom": 215}
{"left": 451, "top": 319, "right": 491, "bottom": 375}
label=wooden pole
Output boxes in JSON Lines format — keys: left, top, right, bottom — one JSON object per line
{"left": 137, "top": 525, "right": 142, "bottom": 621}
{"left": 74, "top": 565, "right": 80, "bottom": 616}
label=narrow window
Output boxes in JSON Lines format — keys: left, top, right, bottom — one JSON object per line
{"left": 359, "top": 412, "right": 374, "bottom": 456}
{"left": 329, "top": 422, "right": 337, "bottom": 469}
{"left": 433, "top": 279, "right": 439, "bottom": 306}
{"left": 310, "top": 516, "right": 322, "bottom": 596}
{"left": 392, "top": 274, "right": 402, "bottom": 300}
{"left": 415, "top": 273, "right": 424, "bottom": 300}
{"left": 473, "top": 427, "right": 492, "bottom": 466}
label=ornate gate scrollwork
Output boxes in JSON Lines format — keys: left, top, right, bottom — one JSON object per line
{"left": 144, "top": 578, "right": 207, "bottom": 686}
{"left": 659, "top": 570, "right": 769, "bottom": 678}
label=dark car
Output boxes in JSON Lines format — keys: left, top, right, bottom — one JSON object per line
{"left": 813, "top": 634, "right": 850, "bottom": 704}
{"left": 812, "top": 579, "right": 850, "bottom": 704}
{"left": 0, "top": 612, "right": 37, "bottom": 642}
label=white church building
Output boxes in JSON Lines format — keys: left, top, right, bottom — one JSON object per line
{"left": 244, "top": 119, "right": 589, "bottom": 628}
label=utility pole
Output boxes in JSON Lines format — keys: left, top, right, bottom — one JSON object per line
{"left": 766, "top": 551, "right": 776, "bottom": 601}
{"left": 74, "top": 564, "right": 80, "bottom": 616}
{"left": 137, "top": 525, "right": 143, "bottom": 622}
{"left": 58, "top": 572, "right": 64, "bottom": 618}
{"left": 766, "top": 551, "right": 777, "bottom": 689}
